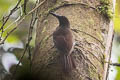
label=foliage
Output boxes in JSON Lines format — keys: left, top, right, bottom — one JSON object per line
{"left": 0, "top": 0, "right": 17, "bottom": 18}
{"left": 97, "top": 0, "right": 113, "bottom": 19}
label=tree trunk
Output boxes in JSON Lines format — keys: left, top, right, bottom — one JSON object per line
{"left": 32, "top": 0, "right": 114, "bottom": 80}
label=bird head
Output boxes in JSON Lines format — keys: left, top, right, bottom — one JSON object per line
{"left": 50, "top": 12, "right": 70, "bottom": 27}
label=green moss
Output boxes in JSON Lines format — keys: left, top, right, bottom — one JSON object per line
{"left": 98, "top": 73, "right": 102, "bottom": 80}
{"left": 88, "top": 62, "right": 103, "bottom": 80}
{"left": 41, "top": 26, "right": 47, "bottom": 34}
{"left": 97, "top": 0, "right": 113, "bottom": 20}
{"left": 88, "top": 17, "right": 94, "bottom": 25}
{"left": 89, "top": 66, "right": 97, "bottom": 79}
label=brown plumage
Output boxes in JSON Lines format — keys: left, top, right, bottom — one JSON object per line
{"left": 50, "top": 12, "right": 76, "bottom": 73}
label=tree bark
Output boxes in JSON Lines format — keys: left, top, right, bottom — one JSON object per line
{"left": 32, "top": 0, "right": 114, "bottom": 80}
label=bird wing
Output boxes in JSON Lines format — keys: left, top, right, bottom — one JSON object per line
{"left": 53, "top": 34, "right": 73, "bottom": 54}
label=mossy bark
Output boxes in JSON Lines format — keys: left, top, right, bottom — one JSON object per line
{"left": 32, "top": 0, "right": 113, "bottom": 80}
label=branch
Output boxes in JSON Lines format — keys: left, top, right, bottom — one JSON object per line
{"left": 110, "top": 63, "right": 120, "bottom": 67}
{"left": 0, "top": 0, "right": 47, "bottom": 45}
{"left": 0, "top": 0, "right": 22, "bottom": 31}
{"left": 11, "top": 0, "right": 47, "bottom": 78}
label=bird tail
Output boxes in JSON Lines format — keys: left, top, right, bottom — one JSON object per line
{"left": 60, "top": 54, "right": 76, "bottom": 73}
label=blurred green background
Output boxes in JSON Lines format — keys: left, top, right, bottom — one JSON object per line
{"left": 0, "top": 0, "right": 36, "bottom": 78}
{"left": 113, "top": 0, "right": 120, "bottom": 80}
{"left": 0, "top": 0, "right": 36, "bottom": 44}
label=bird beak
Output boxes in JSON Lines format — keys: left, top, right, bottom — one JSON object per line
{"left": 49, "top": 12, "right": 60, "bottom": 18}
